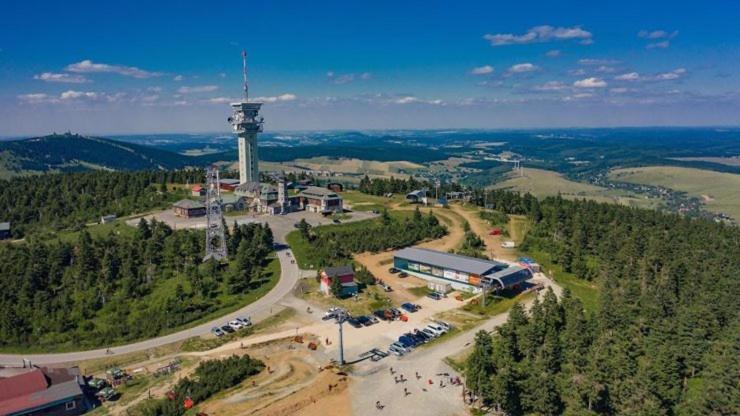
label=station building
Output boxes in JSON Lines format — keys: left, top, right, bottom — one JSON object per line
{"left": 393, "top": 247, "right": 531, "bottom": 293}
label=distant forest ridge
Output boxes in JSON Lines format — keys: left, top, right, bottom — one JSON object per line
{"left": 1, "top": 128, "right": 740, "bottom": 177}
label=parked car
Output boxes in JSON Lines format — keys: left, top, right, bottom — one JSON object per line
{"left": 399, "top": 335, "right": 418, "bottom": 348}
{"left": 236, "top": 316, "right": 252, "bottom": 326}
{"left": 401, "top": 302, "right": 418, "bottom": 313}
{"left": 228, "top": 320, "right": 244, "bottom": 330}
{"left": 221, "top": 325, "right": 235, "bottom": 333}
{"left": 398, "top": 272, "right": 409, "bottom": 278}
{"left": 388, "top": 344, "right": 405, "bottom": 356}
{"left": 211, "top": 327, "right": 225, "bottom": 337}
{"left": 413, "top": 329, "right": 431, "bottom": 342}
{"left": 390, "top": 342, "right": 409, "bottom": 353}
{"left": 434, "top": 320, "right": 452, "bottom": 331}
{"left": 420, "top": 328, "right": 438, "bottom": 338}
{"left": 347, "top": 317, "right": 363, "bottom": 328}
{"left": 406, "top": 332, "right": 426, "bottom": 345}
{"left": 388, "top": 267, "right": 400, "bottom": 274}
{"left": 356, "top": 316, "right": 373, "bottom": 326}
{"left": 426, "top": 292, "right": 443, "bottom": 300}
{"left": 426, "top": 323, "right": 447, "bottom": 335}
{"left": 332, "top": 219, "right": 341, "bottom": 224}
{"left": 373, "top": 309, "right": 389, "bottom": 321}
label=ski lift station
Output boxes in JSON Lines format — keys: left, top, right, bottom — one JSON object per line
{"left": 393, "top": 247, "right": 532, "bottom": 293}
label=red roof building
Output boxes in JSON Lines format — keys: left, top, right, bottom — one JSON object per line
{"left": 0, "top": 367, "right": 88, "bottom": 416}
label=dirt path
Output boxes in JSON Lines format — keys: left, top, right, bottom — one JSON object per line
{"left": 448, "top": 203, "right": 518, "bottom": 261}
{"left": 353, "top": 207, "right": 467, "bottom": 303}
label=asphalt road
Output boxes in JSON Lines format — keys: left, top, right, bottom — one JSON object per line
{"left": 0, "top": 248, "right": 301, "bottom": 366}
{"left": 0, "top": 210, "right": 376, "bottom": 366}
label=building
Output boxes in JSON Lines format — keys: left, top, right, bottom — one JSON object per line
{"left": 0, "top": 366, "right": 89, "bottom": 416}
{"left": 393, "top": 247, "right": 531, "bottom": 293}
{"left": 173, "top": 199, "right": 206, "bottom": 218}
{"left": 218, "top": 178, "right": 241, "bottom": 192}
{"left": 298, "top": 186, "right": 343, "bottom": 214}
{"left": 220, "top": 194, "right": 247, "bottom": 212}
{"left": 327, "top": 182, "right": 344, "bottom": 193}
{"left": 228, "top": 52, "right": 263, "bottom": 185}
{"left": 99, "top": 215, "right": 116, "bottom": 224}
{"left": 319, "top": 265, "right": 358, "bottom": 297}
{"left": 406, "top": 190, "right": 428, "bottom": 204}
{"left": 191, "top": 185, "right": 205, "bottom": 197}
{"left": 0, "top": 222, "right": 10, "bottom": 240}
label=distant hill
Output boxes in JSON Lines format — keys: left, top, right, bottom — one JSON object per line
{"left": 0, "top": 133, "right": 205, "bottom": 177}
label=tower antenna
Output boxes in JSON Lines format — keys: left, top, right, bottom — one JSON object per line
{"left": 242, "top": 50, "right": 249, "bottom": 101}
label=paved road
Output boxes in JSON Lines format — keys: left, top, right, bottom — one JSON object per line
{"left": 0, "top": 248, "right": 301, "bottom": 366}
{"left": 0, "top": 210, "right": 376, "bottom": 367}
{"left": 349, "top": 276, "right": 561, "bottom": 416}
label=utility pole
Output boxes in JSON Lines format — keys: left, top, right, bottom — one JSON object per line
{"left": 335, "top": 309, "right": 348, "bottom": 365}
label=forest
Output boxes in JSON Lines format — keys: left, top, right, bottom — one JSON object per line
{"left": 357, "top": 175, "right": 465, "bottom": 197}
{"left": 465, "top": 193, "right": 739, "bottom": 415}
{"left": 0, "top": 169, "right": 206, "bottom": 238}
{"left": 288, "top": 208, "right": 446, "bottom": 268}
{"left": 0, "top": 219, "right": 274, "bottom": 350}
{"left": 134, "top": 354, "right": 264, "bottom": 416}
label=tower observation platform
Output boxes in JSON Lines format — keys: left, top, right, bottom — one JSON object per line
{"left": 227, "top": 51, "right": 264, "bottom": 184}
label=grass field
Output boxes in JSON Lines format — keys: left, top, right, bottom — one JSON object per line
{"left": 493, "top": 168, "right": 654, "bottom": 209}
{"left": 609, "top": 165, "right": 740, "bottom": 220}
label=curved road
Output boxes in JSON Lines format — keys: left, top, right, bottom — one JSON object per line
{"left": 0, "top": 248, "right": 301, "bottom": 366}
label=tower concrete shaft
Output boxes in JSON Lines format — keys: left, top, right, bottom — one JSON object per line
{"left": 228, "top": 51, "right": 264, "bottom": 184}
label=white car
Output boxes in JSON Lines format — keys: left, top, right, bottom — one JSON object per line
{"left": 228, "top": 320, "right": 244, "bottom": 330}
{"left": 420, "top": 328, "right": 438, "bottom": 338}
{"left": 425, "top": 323, "right": 446, "bottom": 336}
{"left": 236, "top": 316, "right": 252, "bottom": 326}
{"left": 434, "top": 320, "right": 452, "bottom": 331}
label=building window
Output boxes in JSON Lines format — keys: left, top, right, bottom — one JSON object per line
{"left": 66, "top": 401, "right": 77, "bottom": 410}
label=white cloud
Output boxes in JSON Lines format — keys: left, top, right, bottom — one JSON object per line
{"left": 177, "top": 85, "right": 219, "bottom": 94}
{"left": 545, "top": 49, "right": 561, "bottom": 58}
{"left": 595, "top": 65, "right": 616, "bottom": 73}
{"left": 646, "top": 41, "right": 670, "bottom": 49}
{"left": 66, "top": 60, "right": 162, "bottom": 78}
{"left": 578, "top": 58, "right": 619, "bottom": 66}
{"left": 610, "top": 87, "right": 629, "bottom": 94}
{"left": 392, "top": 95, "right": 445, "bottom": 105}
{"left": 19, "top": 90, "right": 124, "bottom": 104}
{"left": 205, "top": 97, "right": 234, "bottom": 104}
{"left": 33, "top": 72, "right": 90, "bottom": 84}
{"left": 573, "top": 77, "right": 607, "bottom": 88}
{"left": 253, "top": 93, "right": 297, "bottom": 103}
{"left": 17, "top": 93, "right": 58, "bottom": 104}
{"left": 470, "top": 65, "right": 494, "bottom": 75}
{"left": 147, "top": 86, "right": 163, "bottom": 93}
{"left": 615, "top": 72, "right": 640, "bottom": 81}
{"left": 173, "top": 75, "right": 184, "bottom": 81}
{"left": 533, "top": 81, "right": 568, "bottom": 91}
{"left": 508, "top": 63, "right": 539, "bottom": 73}
{"left": 654, "top": 68, "right": 687, "bottom": 80}
{"left": 218, "top": 72, "right": 227, "bottom": 78}
{"left": 563, "top": 92, "right": 594, "bottom": 101}
{"left": 484, "top": 25, "right": 592, "bottom": 46}
{"left": 326, "top": 71, "right": 372, "bottom": 84}
{"left": 638, "top": 29, "right": 678, "bottom": 39}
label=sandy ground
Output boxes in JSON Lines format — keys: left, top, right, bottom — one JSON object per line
{"left": 448, "top": 203, "right": 518, "bottom": 262}
{"left": 353, "top": 207, "right": 467, "bottom": 303}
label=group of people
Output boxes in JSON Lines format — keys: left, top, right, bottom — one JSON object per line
{"left": 375, "top": 367, "right": 461, "bottom": 410}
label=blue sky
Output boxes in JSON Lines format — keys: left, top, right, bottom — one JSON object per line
{"left": 1, "top": 0, "right": 740, "bottom": 135}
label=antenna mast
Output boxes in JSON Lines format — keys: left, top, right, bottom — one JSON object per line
{"left": 242, "top": 50, "right": 249, "bottom": 101}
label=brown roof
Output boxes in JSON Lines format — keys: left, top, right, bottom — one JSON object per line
{"left": 0, "top": 369, "right": 48, "bottom": 401}
{"left": 0, "top": 367, "right": 84, "bottom": 416}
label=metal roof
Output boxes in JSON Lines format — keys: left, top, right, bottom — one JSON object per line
{"left": 0, "top": 222, "right": 9, "bottom": 231}
{"left": 0, "top": 367, "right": 84, "bottom": 416}
{"left": 483, "top": 266, "right": 532, "bottom": 289}
{"left": 173, "top": 199, "right": 205, "bottom": 209}
{"left": 323, "top": 265, "right": 354, "bottom": 277}
{"left": 299, "top": 186, "right": 340, "bottom": 199}
{"left": 394, "top": 247, "right": 507, "bottom": 276}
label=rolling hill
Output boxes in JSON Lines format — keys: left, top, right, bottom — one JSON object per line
{"left": 0, "top": 133, "right": 205, "bottom": 177}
